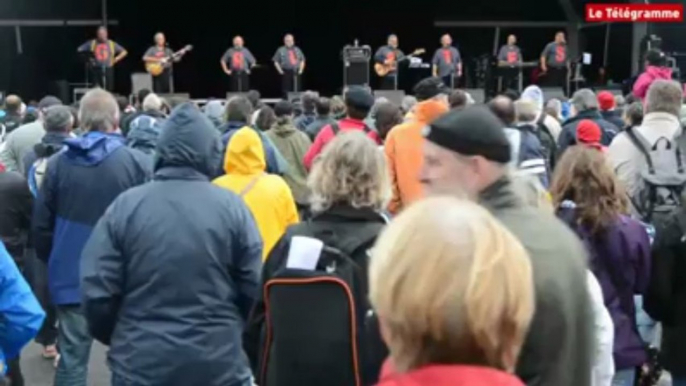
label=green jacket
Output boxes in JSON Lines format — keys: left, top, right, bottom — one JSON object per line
{"left": 266, "top": 120, "right": 312, "bottom": 205}
{"left": 479, "top": 176, "right": 592, "bottom": 386}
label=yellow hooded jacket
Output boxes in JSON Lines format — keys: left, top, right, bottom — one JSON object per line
{"left": 213, "top": 128, "right": 299, "bottom": 261}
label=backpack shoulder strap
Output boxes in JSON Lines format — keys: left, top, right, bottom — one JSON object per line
{"left": 239, "top": 173, "right": 266, "bottom": 197}
{"left": 331, "top": 122, "right": 340, "bottom": 136}
{"left": 625, "top": 126, "right": 655, "bottom": 173}
{"left": 28, "top": 162, "right": 39, "bottom": 197}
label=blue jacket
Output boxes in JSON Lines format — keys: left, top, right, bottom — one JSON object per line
{"left": 504, "top": 127, "right": 550, "bottom": 188}
{"left": 32, "top": 131, "right": 152, "bottom": 305}
{"left": 0, "top": 241, "right": 45, "bottom": 373}
{"left": 81, "top": 103, "right": 262, "bottom": 386}
{"left": 558, "top": 109, "right": 618, "bottom": 157}
{"left": 219, "top": 121, "right": 288, "bottom": 176}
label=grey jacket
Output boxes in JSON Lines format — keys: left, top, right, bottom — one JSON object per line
{"left": 0, "top": 120, "right": 45, "bottom": 172}
{"left": 479, "top": 176, "right": 592, "bottom": 386}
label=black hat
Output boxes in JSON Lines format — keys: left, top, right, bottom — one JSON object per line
{"left": 344, "top": 86, "right": 374, "bottom": 111}
{"left": 414, "top": 77, "right": 450, "bottom": 101}
{"left": 646, "top": 48, "right": 667, "bottom": 67}
{"left": 424, "top": 105, "right": 511, "bottom": 164}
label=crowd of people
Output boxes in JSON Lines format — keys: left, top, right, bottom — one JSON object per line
{"left": 0, "top": 46, "right": 685, "bottom": 386}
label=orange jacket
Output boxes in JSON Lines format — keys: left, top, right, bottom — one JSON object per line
{"left": 384, "top": 100, "right": 448, "bottom": 214}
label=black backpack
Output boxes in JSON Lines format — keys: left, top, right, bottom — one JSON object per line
{"left": 259, "top": 220, "right": 386, "bottom": 386}
{"left": 625, "top": 126, "right": 686, "bottom": 230}
{"left": 534, "top": 114, "right": 558, "bottom": 171}
{"left": 331, "top": 122, "right": 372, "bottom": 136}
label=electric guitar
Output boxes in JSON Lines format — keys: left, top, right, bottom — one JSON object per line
{"left": 146, "top": 45, "right": 193, "bottom": 76}
{"left": 374, "top": 48, "right": 425, "bottom": 77}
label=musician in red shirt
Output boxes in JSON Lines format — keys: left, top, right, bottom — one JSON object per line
{"left": 497, "top": 34, "right": 523, "bottom": 92}
{"left": 220, "top": 36, "right": 256, "bottom": 92}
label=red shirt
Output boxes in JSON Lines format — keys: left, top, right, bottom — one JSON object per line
{"left": 303, "top": 118, "right": 381, "bottom": 170}
{"left": 378, "top": 361, "right": 524, "bottom": 386}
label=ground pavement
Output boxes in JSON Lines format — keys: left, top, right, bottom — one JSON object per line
{"left": 20, "top": 341, "right": 110, "bottom": 385}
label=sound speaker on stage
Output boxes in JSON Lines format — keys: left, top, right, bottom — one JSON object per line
{"left": 342, "top": 41, "right": 371, "bottom": 87}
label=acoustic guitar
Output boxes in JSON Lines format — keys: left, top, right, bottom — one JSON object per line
{"left": 146, "top": 45, "right": 193, "bottom": 76}
{"left": 374, "top": 48, "right": 425, "bottom": 77}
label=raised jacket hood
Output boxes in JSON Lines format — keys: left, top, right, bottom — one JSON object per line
{"left": 155, "top": 103, "right": 223, "bottom": 178}
{"left": 271, "top": 119, "right": 298, "bottom": 136}
{"left": 224, "top": 127, "right": 266, "bottom": 175}
{"left": 63, "top": 131, "right": 125, "bottom": 167}
{"left": 414, "top": 100, "right": 449, "bottom": 123}
{"left": 203, "top": 100, "right": 224, "bottom": 128}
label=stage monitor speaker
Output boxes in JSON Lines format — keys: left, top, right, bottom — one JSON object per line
{"left": 49, "top": 80, "right": 70, "bottom": 104}
{"left": 344, "top": 61, "right": 370, "bottom": 87}
{"left": 373, "top": 90, "right": 406, "bottom": 106}
{"left": 593, "top": 87, "right": 623, "bottom": 97}
{"left": 159, "top": 93, "right": 190, "bottom": 101}
{"left": 131, "top": 73, "right": 153, "bottom": 95}
{"left": 226, "top": 92, "right": 247, "bottom": 100}
{"left": 540, "top": 87, "right": 566, "bottom": 101}
{"left": 465, "top": 88, "right": 485, "bottom": 104}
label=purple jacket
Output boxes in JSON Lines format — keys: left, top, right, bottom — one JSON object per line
{"left": 558, "top": 205, "right": 650, "bottom": 369}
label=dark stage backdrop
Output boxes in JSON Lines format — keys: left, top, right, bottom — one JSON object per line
{"left": 0, "top": 0, "right": 643, "bottom": 100}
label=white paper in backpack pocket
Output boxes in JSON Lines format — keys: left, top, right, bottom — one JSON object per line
{"left": 286, "top": 236, "right": 324, "bottom": 271}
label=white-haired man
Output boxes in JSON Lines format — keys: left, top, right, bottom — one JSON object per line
{"left": 32, "top": 88, "right": 151, "bottom": 386}
{"left": 143, "top": 32, "right": 175, "bottom": 93}
{"left": 608, "top": 79, "right": 684, "bottom": 199}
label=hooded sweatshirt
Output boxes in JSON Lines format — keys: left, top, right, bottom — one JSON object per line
{"left": 266, "top": 118, "right": 312, "bottom": 205}
{"left": 213, "top": 128, "right": 299, "bottom": 260}
{"left": 384, "top": 100, "right": 448, "bottom": 214}
{"left": 521, "top": 85, "right": 563, "bottom": 142}
{"left": 633, "top": 66, "right": 673, "bottom": 101}
{"left": 32, "top": 131, "right": 152, "bottom": 305}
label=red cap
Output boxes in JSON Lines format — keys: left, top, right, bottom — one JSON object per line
{"left": 597, "top": 91, "right": 615, "bottom": 111}
{"left": 577, "top": 119, "right": 603, "bottom": 150}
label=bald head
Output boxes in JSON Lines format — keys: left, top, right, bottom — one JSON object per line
{"left": 488, "top": 96, "right": 516, "bottom": 126}
{"left": 154, "top": 32, "right": 165, "bottom": 47}
{"left": 79, "top": 88, "right": 119, "bottom": 133}
{"left": 4, "top": 95, "right": 22, "bottom": 115}
{"left": 388, "top": 34, "right": 398, "bottom": 48}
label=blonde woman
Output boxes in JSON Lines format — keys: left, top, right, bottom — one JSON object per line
{"left": 244, "top": 131, "right": 391, "bottom": 383}
{"left": 371, "top": 197, "right": 534, "bottom": 386}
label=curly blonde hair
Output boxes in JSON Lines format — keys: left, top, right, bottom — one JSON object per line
{"left": 550, "top": 145, "right": 628, "bottom": 233}
{"left": 308, "top": 131, "right": 390, "bottom": 213}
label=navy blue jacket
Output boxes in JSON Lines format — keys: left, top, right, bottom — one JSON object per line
{"left": 81, "top": 103, "right": 262, "bottom": 386}
{"left": 505, "top": 127, "right": 550, "bottom": 188}
{"left": 557, "top": 109, "right": 618, "bottom": 157}
{"left": 32, "top": 131, "right": 151, "bottom": 305}
{"left": 22, "top": 132, "right": 70, "bottom": 178}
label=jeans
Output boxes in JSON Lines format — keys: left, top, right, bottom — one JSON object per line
{"left": 612, "top": 368, "right": 636, "bottom": 386}
{"left": 54, "top": 305, "right": 93, "bottom": 386}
